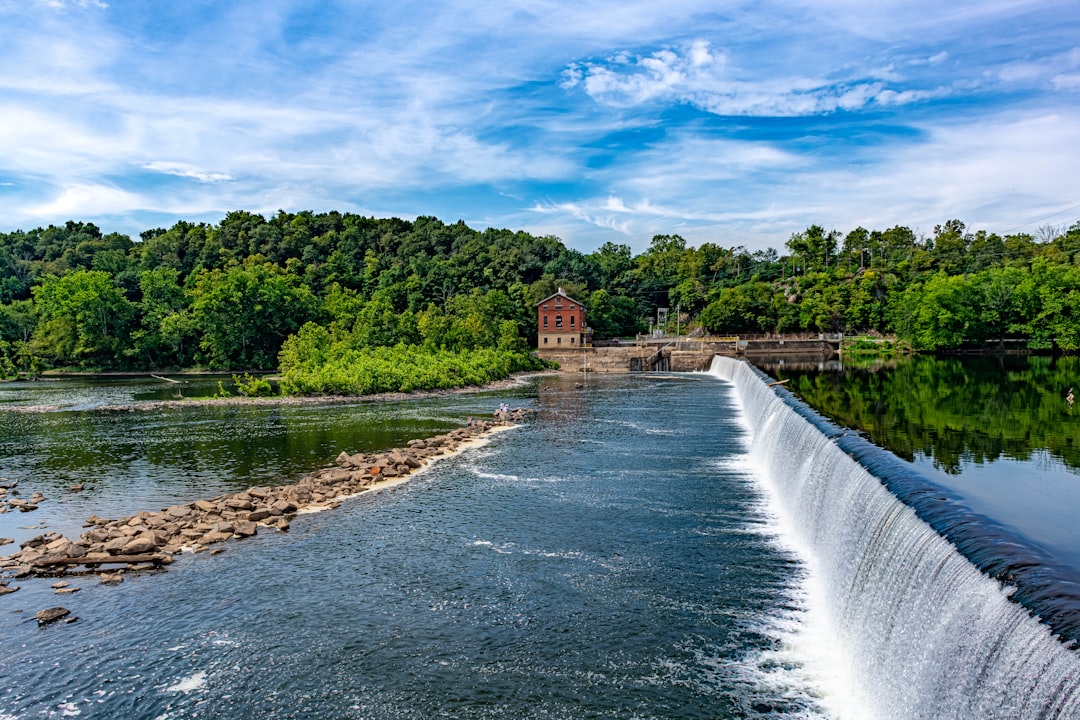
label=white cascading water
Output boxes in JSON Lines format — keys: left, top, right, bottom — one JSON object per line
{"left": 709, "top": 356, "right": 1080, "bottom": 720}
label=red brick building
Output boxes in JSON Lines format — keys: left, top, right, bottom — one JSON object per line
{"left": 536, "top": 288, "right": 591, "bottom": 348}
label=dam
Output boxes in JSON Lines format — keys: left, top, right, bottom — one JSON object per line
{"left": 709, "top": 355, "right": 1080, "bottom": 718}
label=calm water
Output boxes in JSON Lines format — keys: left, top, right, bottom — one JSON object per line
{"left": 754, "top": 354, "right": 1080, "bottom": 572}
{"left": 0, "top": 374, "right": 830, "bottom": 719}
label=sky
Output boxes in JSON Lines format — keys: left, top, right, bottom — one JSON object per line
{"left": 1, "top": 0, "right": 1079, "bottom": 254}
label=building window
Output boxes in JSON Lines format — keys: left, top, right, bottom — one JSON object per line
{"left": 570, "top": 305, "right": 575, "bottom": 310}
{"left": 569, "top": 315, "right": 575, "bottom": 328}
{"left": 557, "top": 337, "right": 561, "bottom": 344}
{"left": 556, "top": 315, "right": 563, "bottom": 328}
{"left": 543, "top": 316, "right": 548, "bottom": 329}
{"left": 543, "top": 337, "right": 548, "bottom": 344}
{"left": 543, "top": 305, "right": 548, "bottom": 310}
{"left": 570, "top": 337, "right": 575, "bottom": 345}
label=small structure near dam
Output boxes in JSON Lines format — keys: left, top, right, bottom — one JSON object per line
{"left": 536, "top": 334, "right": 841, "bottom": 372}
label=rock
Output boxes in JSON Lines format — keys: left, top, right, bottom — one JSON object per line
{"left": 122, "top": 536, "right": 157, "bottom": 555}
{"left": 125, "top": 563, "right": 155, "bottom": 572}
{"left": 0, "top": 537, "right": 11, "bottom": 546}
{"left": 85, "top": 528, "right": 112, "bottom": 543}
{"left": 247, "top": 487, "right": 269, "bottom": 499}
{"left": 197, "top": 530, "right": 232, "bottom": 545}
{"left": 316, "top": 468, "right": 351, "bottom": 484}
{"left": 99, "top": 573, "right": 123, "bottom": 585}
{"left": 18, "top": 549, "right": 43, "bottom": 565}
{"left": 233, "top": 521, "right": 257, "bottom": 537}
{"left": 193, "top": 499, "right": 218, "bottom": 513}
{"left": 55, "top": 587, "right": 80, "bottom": 595}
{"left": 51, "top": 581, "right": 70, "bottom": 589}
{"left": 69, "top": 484, "right": 84, "bottom": 492}
{"left": 36, "top": 607, "right": 71, "bottom": 625}
{"left": 247, "top": 509, "right": 271, "bottom": 522}
{"left": 0, "top": 584, "right": 18, "bottom": 595}
{"left": 19, "top": 535, "right": 46, "bottom": 549}
{"left": 44, "top": 537, "right": 69, "bottom": 552}
{"left": 103, "top": 537, "right": 129, "bottom": 554}
{"left": 270, "top": 499, "right": 297, "bottom": 514}
{"left": 166, "top": 504, "right": 192, "bottom": 519}
{"left": 66, "top": 542, "right": 88, "bottom": 559}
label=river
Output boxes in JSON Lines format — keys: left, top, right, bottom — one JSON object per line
{"left": 1, "top": 372, "right": 840, "bottom": 719}
{"left": 1, "top": 362, "right": 1077, "bottom": 719}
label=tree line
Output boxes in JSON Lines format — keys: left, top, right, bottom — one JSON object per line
{"left": 1, "top": 211, "right": 1079, "bottom": 380}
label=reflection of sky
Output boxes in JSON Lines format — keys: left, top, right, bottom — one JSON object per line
{"left": 912, "top": 451, "right": 1080, "bottom": 572}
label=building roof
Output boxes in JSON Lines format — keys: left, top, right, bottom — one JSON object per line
{"left": 535, "top": 287, "right": 586, "bottom": 308}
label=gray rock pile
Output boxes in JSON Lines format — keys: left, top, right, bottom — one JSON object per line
{"left": 0, "top": 412, "right": 531, "bottom": 585}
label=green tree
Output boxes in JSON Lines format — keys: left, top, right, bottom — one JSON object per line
{"left": 129, "top": 267, "right": 194, "bottom": 367}
{"left": 190, "top": 260, "right": 317, "bottom": 368}
{"left": 30, "top": 269, "right": 134, "bottom": 367}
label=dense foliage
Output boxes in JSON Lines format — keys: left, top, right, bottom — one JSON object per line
{"left": 2, "top": 212, "right": 1080, "bottom": 381}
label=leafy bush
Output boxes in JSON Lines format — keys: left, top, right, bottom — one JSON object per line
{"left": 232, "top": 373, "right": 275, "bottom": 396}
{"left": 278, "top": 324, "right": 546, "bottom": 396}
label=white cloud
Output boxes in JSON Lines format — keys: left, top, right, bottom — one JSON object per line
{"left": 565, "top": 40, "right": 947, "bottom": 116}
{"left": 28, "top": 184, "right": 141, "bottom": 218}
{"left": 142, "top": 162, "right": 233, "bottom": 184}
{"left": 998, "top": 47, "right": 1080, "bottom": 84}
{"left": 34, "top": 0, "right": 107, "bottom": 9}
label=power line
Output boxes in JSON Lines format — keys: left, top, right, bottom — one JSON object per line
{"left": 1002, "top": 202, "right": 1080, "bottom": 235}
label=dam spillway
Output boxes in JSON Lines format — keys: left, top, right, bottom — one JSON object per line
{"left": 708, "top": 355, "right": 1080, "bottom": 719}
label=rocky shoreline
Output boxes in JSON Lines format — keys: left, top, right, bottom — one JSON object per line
{"left": 0, "top": 407, "right": 533, "bottom": 603}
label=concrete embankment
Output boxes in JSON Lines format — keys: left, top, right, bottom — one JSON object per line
{"left": 538, "top": 336, "right": 840, "bottom": 373}
{"left": 0, "top": 409, "right": 533, "bottom": 595}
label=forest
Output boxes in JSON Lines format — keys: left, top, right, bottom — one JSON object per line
{"left": 1, "top": 211, "right": 1079, "bottom": 385}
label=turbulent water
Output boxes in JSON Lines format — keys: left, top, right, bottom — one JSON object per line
{"left": 1, "top": 373, "right": 838, "bottom": 719}
{"left": 2, "top": 365, "right": 1077, "bottom": 719}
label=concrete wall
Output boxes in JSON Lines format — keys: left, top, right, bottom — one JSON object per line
{"left": 536, "top": 346, "right": 643, "bottom": 372}
{"left": 537, "top": 337, "right": 837, "bottom": 373}
{"left": 537, "top": 345, "right": 725, "bottom": 372}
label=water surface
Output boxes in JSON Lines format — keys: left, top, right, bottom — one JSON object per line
{"left": 0, "top": 374, "right": 826, "bottom": 719}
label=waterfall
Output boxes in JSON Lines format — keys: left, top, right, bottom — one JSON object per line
{"left": 709, "top": 356, "right": 1080, "bottom": 720}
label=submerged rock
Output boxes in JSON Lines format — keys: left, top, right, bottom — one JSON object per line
{"left": 36, "top": 607, "right": 71, "bottom": 625}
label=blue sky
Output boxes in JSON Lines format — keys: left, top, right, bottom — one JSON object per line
{"left": 1, "top": 0, "right": 1078, "bottom": 254}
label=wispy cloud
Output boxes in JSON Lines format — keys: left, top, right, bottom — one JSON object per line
{"left": 142, "top": 162, "right": 234, "bottom": 184}
{"left": 563, "top": 40, "right": 951, "bottom": 116}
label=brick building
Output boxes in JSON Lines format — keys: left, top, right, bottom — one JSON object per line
{"left": 536, "top": 288, "right": 591, "bottom": 348}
